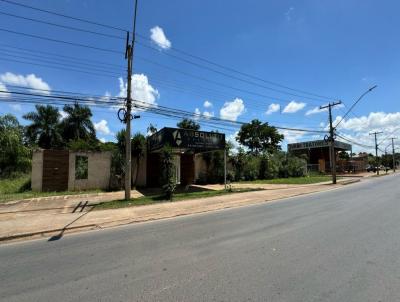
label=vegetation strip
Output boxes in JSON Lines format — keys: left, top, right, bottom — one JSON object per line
{"left": 94, "top": 188, "right": 263, "bottom": 210}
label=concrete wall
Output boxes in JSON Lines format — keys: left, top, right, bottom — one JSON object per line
{"left": 194, "top": 153, "right": 208, "bottom": 182}
{"left": 31, "top": 150, "right": 43, "bottom": 191}
{"left": 68, "top": 151, "right": 112, "bottom": 191}
{"left": 132, "top": 149, "right": 147, "bottom": 187}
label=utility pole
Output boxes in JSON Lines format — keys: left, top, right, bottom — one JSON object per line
{"left": 118, "top": 0, "right": 139, "bottom": 201}
{"left": 369, "top": 131, "right": 383, "bottom": 175}
{"left": 320, "top": 101, "right": 342, "bottom": 184}
{"left": 392, "top": 138, "right": 396, "bottom": 172}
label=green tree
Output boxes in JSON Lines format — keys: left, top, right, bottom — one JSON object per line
{"left": 23, "top": 105, "right": 62, "bottom": 149}
{"left": 177, "top": 118, "right": 200, "bottom": 130}
{"left": 0, "top": 114, "right": 31, "bottom": 176}
{"left": 60, "top": 102, "right": 96, "bottom": 142}
{"left": 338, "top": 151, "right": 350, "bottom": 160}
{"left": 236, "top": 119, "right": 283, "bottom": 155}
{"left": 147, "top": 123, "right": 158, "bottom": 135}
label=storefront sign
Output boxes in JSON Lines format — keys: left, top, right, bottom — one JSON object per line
{"left": 288, "top": 140, "right": 351, "bottom": 152}
{"left": 148, "top": 127, "right": 225, "bottom": 152}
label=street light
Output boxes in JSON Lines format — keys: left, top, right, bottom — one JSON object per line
{"left": 335, "top": 85, "right": 377, "bottom": 129}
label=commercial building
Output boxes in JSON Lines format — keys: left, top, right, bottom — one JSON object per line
{"left": 31, "top": 127, "right": 225, "bottom": 192}
{"left": 288, "top": 139, "right": 352, "bottom": 173}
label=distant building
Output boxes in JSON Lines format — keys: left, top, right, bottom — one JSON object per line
{"left": 288, "top": 140, "right": 352, "bottom": 173}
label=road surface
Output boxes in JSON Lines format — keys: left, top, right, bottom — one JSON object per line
{"left": 1, "top": 174, "right": 399, "bottom": 301}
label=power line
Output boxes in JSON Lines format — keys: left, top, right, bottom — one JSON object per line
{"left": 0, "top": 57, "right": 121, "bottom": 79}
{"left": 0, "top": 27, "right": 122, "bottom": 54}
{"left": 0, "top": 90, "right": 327, "bottom": 134}
{"left": 334, "top": 85, "right": 377, "bottom": 129}
{"left": 0, "top": 0, "right": 338, "bottom": 102}
{"left": 136, "top": 41, "right": 328, "bottom": 103}
{"left": 0, "top": 0, "right": 127, "bottom": 32}
{"left": 0, "top": 10, "right": 125, "bottom": 40}
{"left": 336, "top": 133, "right": 375, "bottom": 149}
{"left": 136, "top": 33, "right": 337, "bottom": 101}
{"left": 0, "top": 52, "right": 123, "bottom": 75}
{"left": 0, "top": 44, "right": 125, "bottom": 68}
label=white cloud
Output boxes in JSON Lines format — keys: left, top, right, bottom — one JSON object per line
{"left": 227, "top": 131, "right": 240, "bottom": 154}
{"left": 94, "top": 120, "right": 112, "bottom": 135}
{"left": 60, "top": 110, "right": 68, "bottom": 120}
{"left": 150, "top": 26, "right": 171, "bottom": 50}
{"left": 280, "top": 129, "right": 304, "bottom": 144}
{"left": 285, "top": 6, "right": 295, "bottom": 21}
{"left": 305, "top": 106, "right": 325, "bottom": 116}
{"left": 282, "top": 101, "right": 306, "bottom": 113}
{"left": 203, "top": 111, "right": 214, "bottom": 119}
{"left": 0, "top": 82, "right": 10, "bottom": 98}
{"left": 194, "top": 107, "right": 214, "bottom": 120}
{"left": 203, "top": 100, "right": 213, "bottom": 108}
{"left": 329, "top": 111, "right": 400, "bottom": 152}
{"left": 265, "top": 103, "right": 280, "bottom": 115}
{"left": 0, "top": 72, "right": 50, "bottom": 94}
{"left": 220, "top": 98, "right": 245, "bottom": 121}
{"left": 9, "top": 104, "right": 21, "bottom": 111}
{"left": 334, "top": 112, "right": 400, "bottom": 133}
{"left": 118, "top": 74, "right": 159, "bottom": 110}
{"left": 305, "top": 103, "right": 344, "bottom": 116}
{"left": 99, "top": 138, "right": 106, "bottom": 143}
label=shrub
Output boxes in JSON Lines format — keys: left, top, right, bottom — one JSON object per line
{"left": 160, "top": 146, "right": 176, "bottom": 200}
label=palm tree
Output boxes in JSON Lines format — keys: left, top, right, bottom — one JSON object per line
{"left": 23, "top": 105, "right": 62, "bottom": 149}
{"left": 114, "top": 130, "right": 146, "bottom": 187}
{"left": 61, "top": 102, "right": 96, "bottom": 142}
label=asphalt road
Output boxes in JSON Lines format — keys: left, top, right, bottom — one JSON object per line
{"left": 1, "top": 174, "right": 400, "bottom": 302}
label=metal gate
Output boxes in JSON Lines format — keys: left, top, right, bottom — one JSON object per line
{"left": 42, "top": 150, "right": 69, "bottom": 192}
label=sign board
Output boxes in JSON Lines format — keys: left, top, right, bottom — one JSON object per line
{"left": 288, "top": 140, "right": 351, "bottom": 152}
{"left": 148, "top": 127, "right": 225, "bottom": 152}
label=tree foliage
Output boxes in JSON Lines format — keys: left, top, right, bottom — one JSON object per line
{"left": 60, "top": 102, "right": 96, "bottom": 142}
{"left": 177, "top": 118, "right": 200, "bottom": 130}
{"left": 23, "top": 105, "right": 62, "bottom": 149}
{"left": 0, "top": 114, "right": 31, "bottom": 176}
{"left": 236, "top": 119, "right": 284, "bottom": 155}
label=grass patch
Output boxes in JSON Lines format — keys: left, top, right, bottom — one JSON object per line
{"left": 237, "top": 175, "right": 335, "bottom": 185}
{"left": 95, "top": 188, "right": 261, "bottom": 210}
{"left": 0, "top": 174, "right": 103, "bottom": 203}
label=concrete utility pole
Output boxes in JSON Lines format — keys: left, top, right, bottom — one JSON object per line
{"left": 121, "top": 0, "right": 139, "bottom": 201}
{"left": 369, "top": 131, "right": 383, "bottom": 175}
{"left": 320, "top": 101, "right": 342, "bottom": 184}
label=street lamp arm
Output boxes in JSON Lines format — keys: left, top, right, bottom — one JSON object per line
{"left": 335, "top": 85, "right": 377, "bottom": 129}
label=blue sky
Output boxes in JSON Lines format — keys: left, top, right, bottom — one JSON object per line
{"left": 0, "top": 0, "right": 399, "bottom": 152}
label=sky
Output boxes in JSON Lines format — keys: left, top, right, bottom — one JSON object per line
{"left": 0, "top": 0, "right": 399, "bottom": 153}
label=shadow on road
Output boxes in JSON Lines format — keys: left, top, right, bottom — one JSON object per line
{"left": 48, "top": 201, "right": 93, "bottom": 242}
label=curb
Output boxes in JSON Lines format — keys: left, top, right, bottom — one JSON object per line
{"left": 0, "top": 224, "right": 98, "bottom": 243}
{"left": 339, "top": 179, "right": 361, "bottom": 185}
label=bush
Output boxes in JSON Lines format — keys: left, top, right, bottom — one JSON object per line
{"left": 160, "top": 146, "right": 176, "bottom": 200}
{"left": 231, "top": 151, "right": 306, "bottom": 181}
{"left": 287, "top": 156, "right": 306, "bottom": 177}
